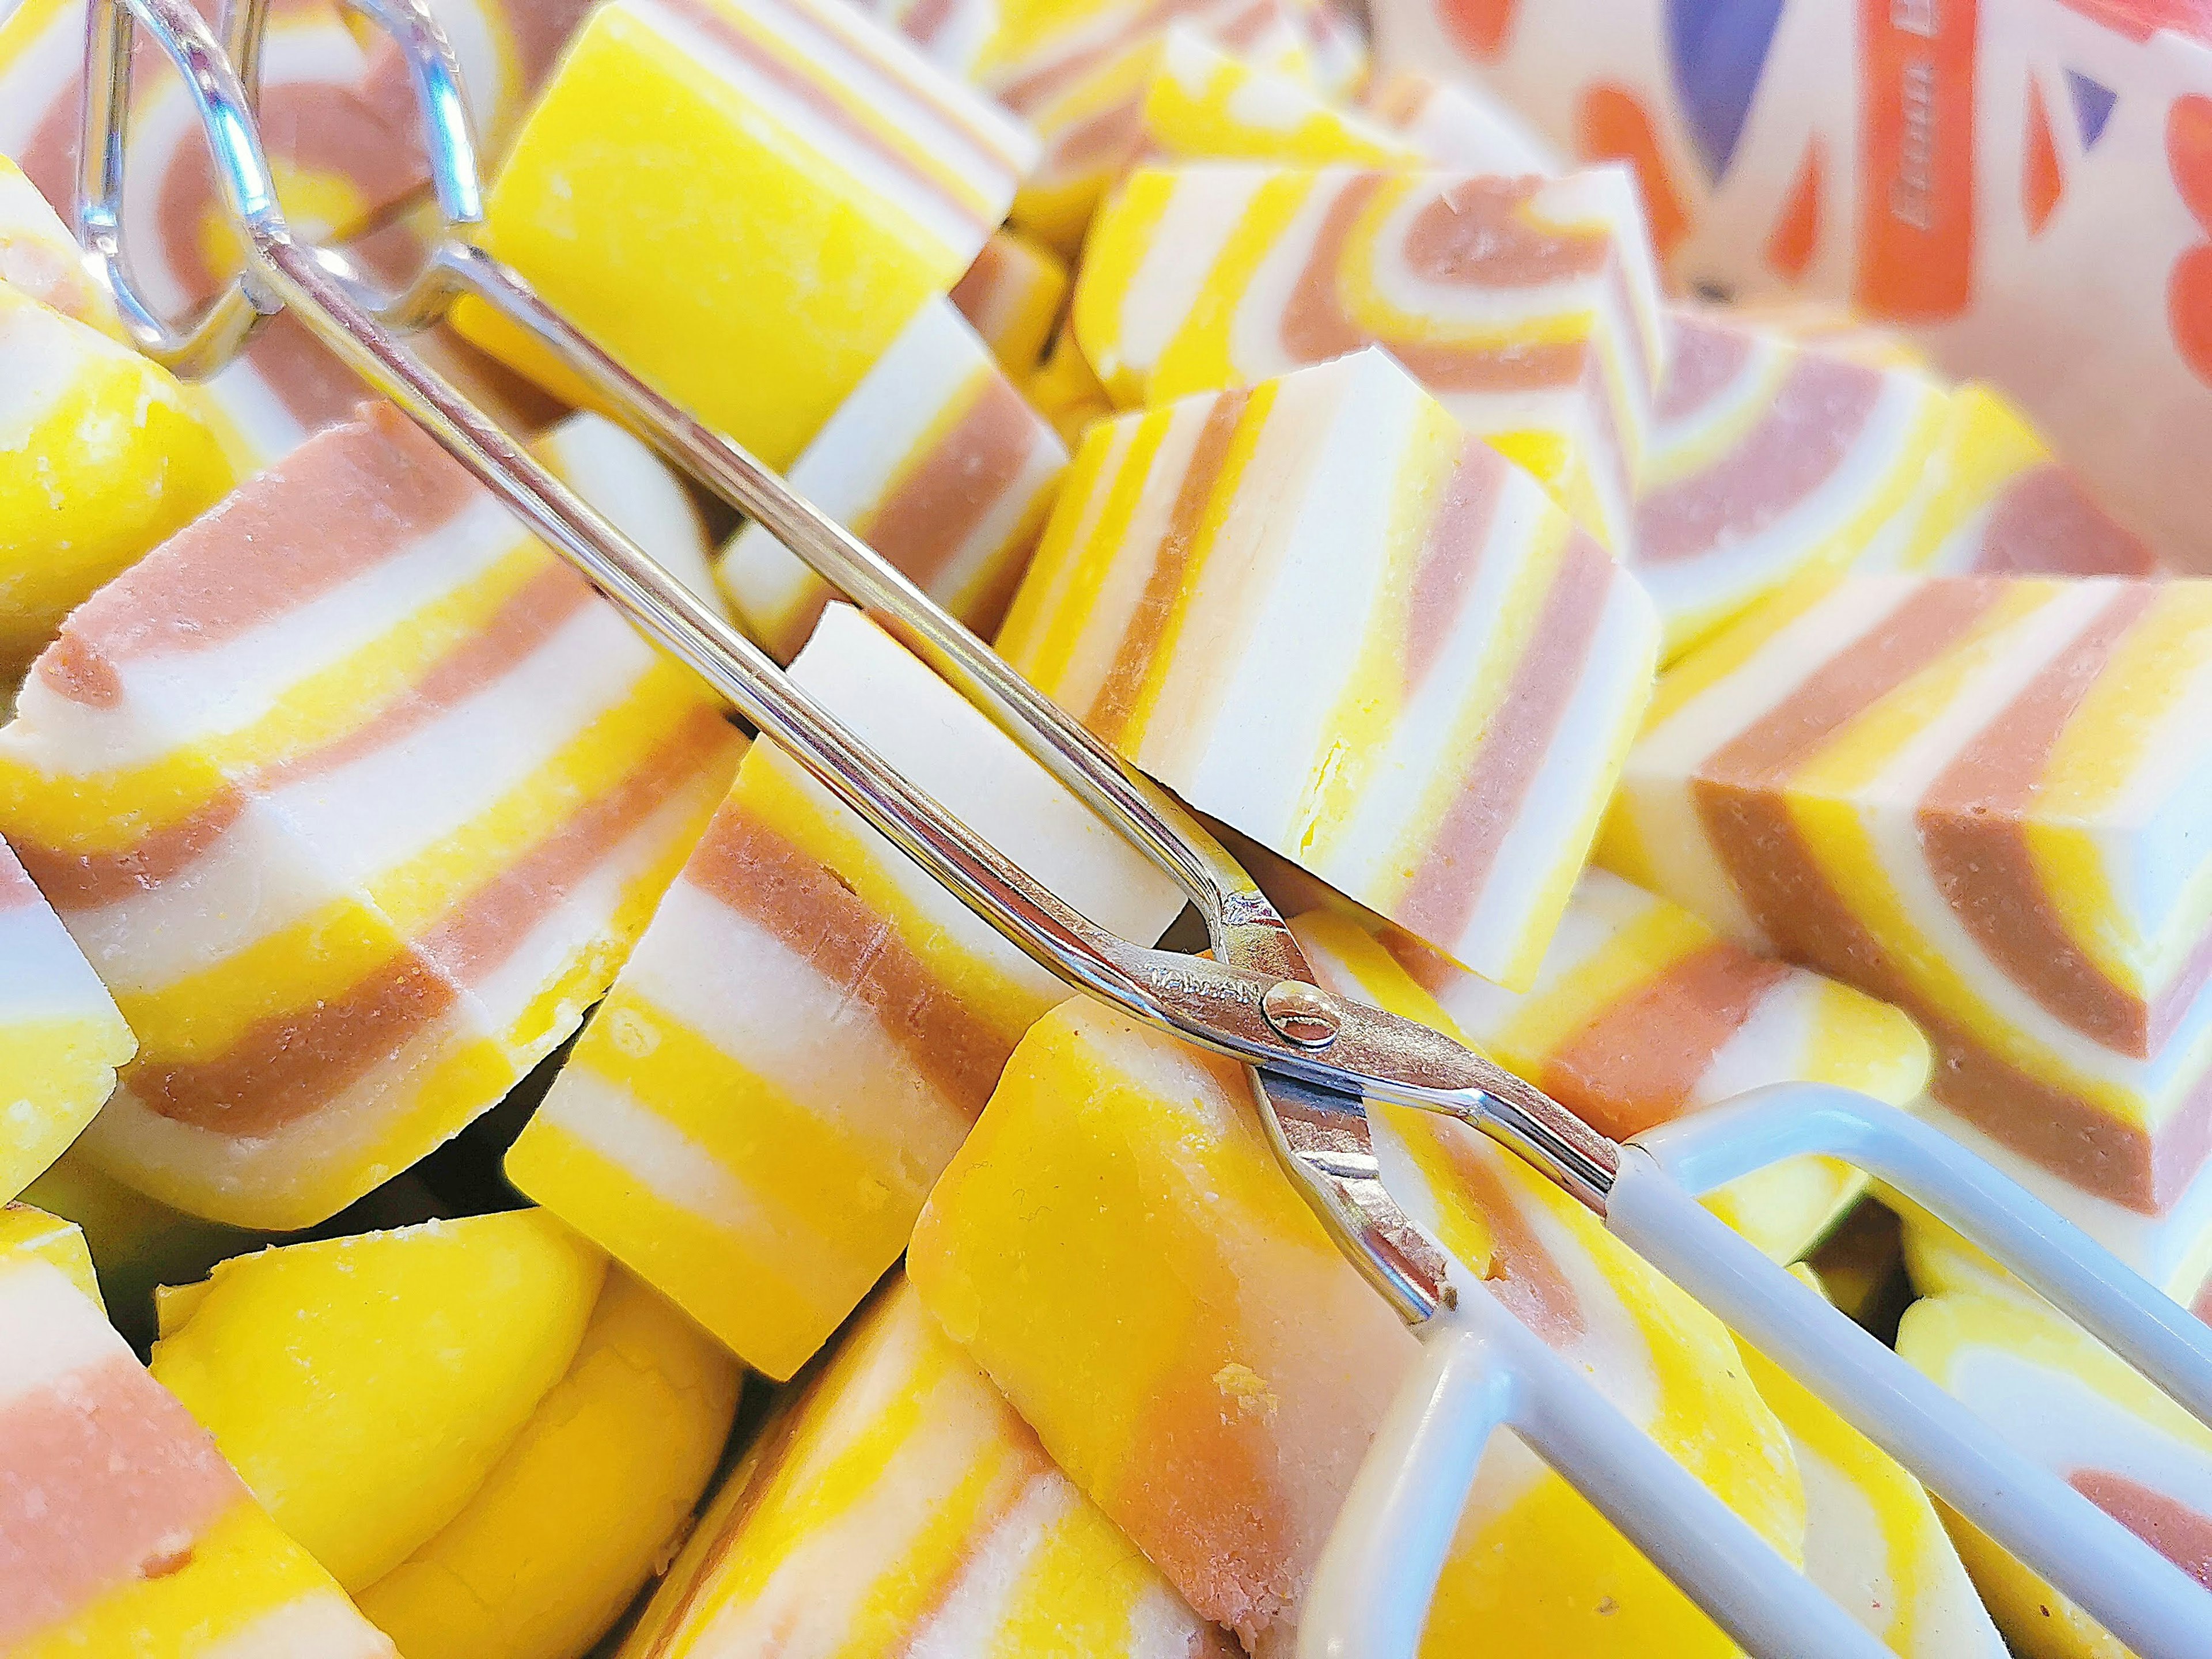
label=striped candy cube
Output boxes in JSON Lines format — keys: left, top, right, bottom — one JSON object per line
{"left": 1888, "top": 382, "right": 2155, "bottom": 581}
{"left": 0, "top": 838, "right": 133, "bottom": 1206}
{"left": 1635, "top": 315, "right": 2155, "bottom": 661}
{"left": 715, "top": 300, "right": 1066, "bottom": 662}
{"left": 0, "top": 156, "right": 122, "bottom": 339}
{"left": 1603, "top": 573, "right": 2212, "bottom": 1218}
{"left": 617, "top": 1274, "right": 1235, "bottom": 1657}
{"left": 1073, "top": 162, "right": 1665, "bottom": 552}
{"left": 0, "top": 404, "right": 743, "bottom": 1228}
{"left": 0, "top": 281, "right": 233, "bottom": 676}
{"left": 950, "top": 229, "right": 1071, "bottom": 374}
{"left": 1133, "top": 26, "right": 1422, "bottom": 168}
{"left": 1738, "top": 1287, "right": 2006, "bottom": 1659}
{"left": 0, "top": 1253, "right": 400, "bottom": 1658}
{"left": 999, "top": 349, "right": 1658, "bottom": 990}
{"left": 507, "top": 603, "right": 1182, "bottom": 1380}
{"left": 1362, "top": 71, "right": 1564, "bottom": 175}
{"left": 911, "top": 991, "right": 1802, "bottom": 1653}
{"left": 1290, "top": 880, "right": 1930, "bottom": 1263}
{"left": 980, "top": 0, "right": 1332, "bottom": 251}
{"left": 1635, "top": 312, "right": 1953, "bottom": 660}
{"left": 0, "top": 0, "right": 417, "bottom": 321}
{"left": 1898, "top": 1291, "right": 2212, "bottom": 1658}
{"left": 459, "top": 0, "right": 1035, "bottom": 471}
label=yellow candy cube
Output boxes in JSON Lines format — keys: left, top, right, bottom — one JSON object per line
{"left": 911, "top": 990, "right": 1803, "bottom": 1653}
{"left": 355, "top": 1268, "right": 741, "bottom": 1659}
{"left": 0, "top": 282, "right": 231, "bottom": 675}
{"left": 151, "top": 1211, "right": 608, "bottom": 1592}
{"left": 461, "top": 0, "right": 1035, "bottom": 469}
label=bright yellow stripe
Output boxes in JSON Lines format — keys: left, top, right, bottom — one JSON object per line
{"left": 504, "top": 1111, "right": 847, "bottom": 1383}
{"left": 487, "top": 747, "right": 729, "bottom": 1071}
{"left": 577, "top": 986, "right": 923, "bottom": 1257}
{"left": 704, "top": 1329, "right": 955, "bottom": 1618}
{"left": 1144, "top": 171, "right": 1317, "bottom": 403}
{"left": 14, "top": 1501, "right": 347, "bottom": 1659}
{"left": 1291, "top": 400, "right": 1461, "bottom": 862}
{"left": 986, "top": 1494, "right": 1161, "bottom": 1656}
{"left": 1800, "top": 978, "right": 1933, "bottom": 1101}
{"left": 116, "top": 896, "right": 411, "bottom": 1062}
{"left": 1484, "top": 899, "right": 1711, "bottom": 1072}
{"left": 994, "top": 417, "right": 1127, "bottom": 674}
{"left": 998, "top": 411, "right": 1169, "bottom": 706}
{"left": 0, "top": 1013, "right": 134, "bottom": 1195}
{"left": 1889, "top": 384, "right": 2044, "bottom": 570}
{"left": 1119, "top": 379, "right": 1281, "bottom": 749}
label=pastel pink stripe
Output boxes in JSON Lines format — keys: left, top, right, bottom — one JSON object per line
{"left": 0, "top": 1350, "right": 247, "bottom": 1646}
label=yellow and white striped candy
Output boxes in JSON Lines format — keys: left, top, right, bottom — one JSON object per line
{"left": 619, "top": 1274, "right": 1234, "bottom": 1657}
{"left": 1603, "top": 573, "right": 2212, "bottom": 1222}
{"left": 0, "top": 405, "right": 741, "bottom": 1228}
{"left": 507, "top": 603, "right": 1181, "bottom": 1380}
{"left": 715, "top": 300, "right": 1066, "bottom": 661}
{"left": 1073, "top": 161, "right": 1665, "bottom": 551}
{"left": 999, "top": 349, "right": 1658, "bottom": 989}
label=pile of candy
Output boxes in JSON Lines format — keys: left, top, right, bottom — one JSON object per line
{"left": 2, "top": 0, "right": 2210, "bottom": 1654}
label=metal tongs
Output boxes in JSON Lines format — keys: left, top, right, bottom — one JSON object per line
{"left": 75, "top": 2, "right": 2212, "bottom": 1651}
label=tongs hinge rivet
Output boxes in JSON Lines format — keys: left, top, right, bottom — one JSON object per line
{"left": 1262, "top": 980, "right": 1342, "bottom": 1048}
